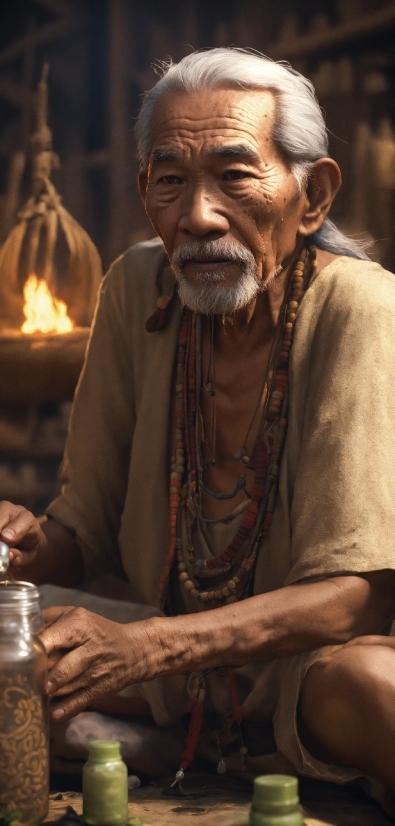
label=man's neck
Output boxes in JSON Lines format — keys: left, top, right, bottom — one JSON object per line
{"left": 215, "top": 270, "right": 288, "bottom": 354}
{"left": 212, "top": 247, "right": 340, "bottom": 355}
{"left": 212, "top": 247, "right": 297, "bottom": 357}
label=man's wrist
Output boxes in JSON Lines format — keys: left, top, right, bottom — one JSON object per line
{"left": 123, "top": 614, "right": 194, "bottom": 682}
{"left": 128, "top": 610, "right": 238, "bottom": 680}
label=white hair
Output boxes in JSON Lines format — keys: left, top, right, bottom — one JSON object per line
{"left": 135, "top": 48, "right": 370, "bottom": 260}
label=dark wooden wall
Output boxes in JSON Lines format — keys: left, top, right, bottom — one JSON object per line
{"left": 1, "top": 0, "right": 394, "bottom": 271}
{"left": 0, "top": 0, "right": 393, "bottom": 511}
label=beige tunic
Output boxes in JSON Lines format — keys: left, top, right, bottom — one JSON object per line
{"left": 47, "top": 239, "right": 395, "bottom": 782}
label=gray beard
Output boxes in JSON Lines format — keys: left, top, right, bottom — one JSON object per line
{"left": 171, "top": 239, "right": 278, "bottom": 316}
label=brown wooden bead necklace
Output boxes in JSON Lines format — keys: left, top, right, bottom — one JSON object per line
{"left": 158, "top": 247, "right": 316, "bottom": 608}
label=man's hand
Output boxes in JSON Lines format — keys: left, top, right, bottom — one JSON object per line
{"left": 38, "top": 572, "right": 395, "bottom": 724}
{"left": 0, "top": 500, "right": 44, "bottom": 570}
{"left": 0, "top": 508, "right": 83, "bottom": 588}
{"left": 40, "top": 606, "right": 157, "bottom": 721}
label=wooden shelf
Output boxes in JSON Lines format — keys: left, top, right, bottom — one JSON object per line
{"left": 0, "top": 12, "right": 86, "bottom": 68}
{"left": 268, "top": 3, "right": 395, "bottom": 60}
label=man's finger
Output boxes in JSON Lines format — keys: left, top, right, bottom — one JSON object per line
{"left": 8, "top": 548, "right": 38, "bottom": 568}
{"left": 48, "top": 672, "right": 111, "bottom": 698}
{"left": 0, "top": 508, "right": 39, "bottom": 548}
{"left": 50, "top": 671, "right": 121, "bottom": 721}
{"left": 47, "top": 644, "right": 120, "bottom": 695}
{"left": 40, "top": 607, "right": 87, "bottom": 655}
{"left": 0, "top": 500, "right": 19, "bottom": 533}
{"left": 42, "top": 605, "right": 76, "bottom": 625}
{"left": 50, "top": 686, "right": 93, "bottom": 721}
{"left": 47, "top": 647, "right": 91, "bottom": 694}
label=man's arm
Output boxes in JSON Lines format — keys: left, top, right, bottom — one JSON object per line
{"left": 163, "top": 571, "right": 395, "bottom": 668}
{"left": 0, "top": 501, "right": 83, "bottom": 587}
{"left": 40, "top": 568, "right": 395, "bottom": 721}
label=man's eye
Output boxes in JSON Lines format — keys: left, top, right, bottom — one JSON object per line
{"left": 158, "top": 175, "right": 183, "bottom": 185}
{"left": 223, "top": 170, "right": 251, "bottom": 181}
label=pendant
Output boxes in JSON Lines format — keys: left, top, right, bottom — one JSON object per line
{"left": 234, "top": 446, "right": 251, "bottom": 465}
{"left": 234, "top": 445, "right": 247, "bottom": 462}
{"left": 240, "top": 746, "right": 248, "bottom": 771}
{"left": 217, "top": 758, "right": 227, "bottom": 775}
{"left": 202, "top": 475, "right": 246, "bottom": 501}
{"left": 204, "top": 379, "right": 215, "bottom": 397}
{"left": 170, "top": 768, "right": 185, "bottom": 789}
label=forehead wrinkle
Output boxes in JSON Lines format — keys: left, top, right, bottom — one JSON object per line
{"left": 152, "top": 114, "right": 272, "bottom": 142}
{"left": 148, "top": 91, "right": 279, "bottom": 169}
{"left": 150, "top": 98, "right": 276, "bottom": 145}
{"left": 204, "top": 144, "right": 261, "bottom": 163}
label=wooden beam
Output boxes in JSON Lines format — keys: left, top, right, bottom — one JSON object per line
{"left": 0, "top": 77, "right": 32, "bottom": 109}
{"left": 0, "top": 137, "right": 16, "bottom": 158}
{"left": 0, "top": 150, "right": 26, "bottom": 244}
{"left": 268, "top": 3, "right": 395, "bottom": 59}
{"left": 19, "top": 21, "right": 36, "bottom": 150}
{"left": 0, "top": 13, "right": 85, "bottom": 67}
{"left": 27, "top": 0, "right": 73, "bottom": 16}
{"left": 107, "top": 0, "right": 131, "bottom": 264}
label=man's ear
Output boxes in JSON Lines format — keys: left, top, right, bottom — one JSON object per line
{"left": 138, "top": 171, "right": 148, "bottom": 204}
{"left": 298, "top": 159, "right": 342, "bottom": 237}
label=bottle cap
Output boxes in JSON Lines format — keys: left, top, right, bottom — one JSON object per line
{"left": 252, "top": 774, "right": 299, "bottom": 811}
{"left": 88, "top": 740, "right": 122, "bottom": 762}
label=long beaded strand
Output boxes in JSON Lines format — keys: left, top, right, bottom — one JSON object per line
{"left": 158, "top": 248, "right": 313, "bottom": 607}
{"left": 157, "top": 311, "right": 189, "bottom": 602}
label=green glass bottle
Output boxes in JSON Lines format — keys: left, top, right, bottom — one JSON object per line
{"left": 249, "top": 774, "right": 304, "bottom": 826}
{"left": 83, "top": 741, "right": 128, "bottom": 826}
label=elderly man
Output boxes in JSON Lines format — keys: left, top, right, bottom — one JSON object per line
{"left": 1, "top": 48, "right": 395, "bottom": 802}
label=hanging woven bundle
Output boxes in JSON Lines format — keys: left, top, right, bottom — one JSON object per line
{"left": 0, "top": 64, "right": 102, "bottom": 331}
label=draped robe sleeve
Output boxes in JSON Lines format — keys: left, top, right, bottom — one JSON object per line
{"left": 47, "top": 247, "right": 395, "bottom": 606}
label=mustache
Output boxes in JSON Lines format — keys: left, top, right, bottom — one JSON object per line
{"left": 171, "top": 239, "right": 254, "bottom": 270}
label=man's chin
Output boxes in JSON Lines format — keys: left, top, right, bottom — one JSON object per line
{"left": 177, "top": 276, "right": 262, "bottom": 316}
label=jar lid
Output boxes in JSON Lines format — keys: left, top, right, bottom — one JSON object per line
{"left": 88, "top": 741, "right": 122, "bottom": 761}
{"left": 0, "top": 580, "right": 40, "bottom": 607}
{"left": 253, "top": 774, "right": 299, "bottom": 809}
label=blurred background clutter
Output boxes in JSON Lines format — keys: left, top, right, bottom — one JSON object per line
{"left": 0, "top": 0, "right": 394, "bottom": 513}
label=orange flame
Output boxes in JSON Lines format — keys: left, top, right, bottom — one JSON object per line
{"left": 21, "top": 274, "right": 73, "bottom": 334}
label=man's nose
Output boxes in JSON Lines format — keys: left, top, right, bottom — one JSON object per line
{"left": 177, "top": 185, "right": 229, "bottom": 236}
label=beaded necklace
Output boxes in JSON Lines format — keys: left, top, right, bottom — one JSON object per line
{"left": 160, "top": 247, "right": 316, "bottom": 609}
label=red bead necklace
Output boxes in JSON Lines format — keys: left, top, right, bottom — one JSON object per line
{"left": 158, "top": 247, "right": 316, "bottom": 608}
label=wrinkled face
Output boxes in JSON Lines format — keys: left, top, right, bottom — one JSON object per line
{"left": 141, "top": 88, "right": 309, "bottom": 314}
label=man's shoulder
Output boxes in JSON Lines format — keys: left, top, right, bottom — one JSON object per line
{"left": 98, "top": 238, "right": 181, "bottom": 339}
{"left": 105, "top": 237, "right": 168, "bottom": 289}
{"left": 120, "top": 237, "right": 168, "bottom": 277}
{"left": 307, "top": 254, "right": 395, "bottom": 315}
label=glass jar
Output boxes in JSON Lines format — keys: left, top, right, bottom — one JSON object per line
{"left": 83, "top": 741, "right": 128, "bottom": 826}
{"left": 0, "top": 581, "right": 49, "bottom": 825}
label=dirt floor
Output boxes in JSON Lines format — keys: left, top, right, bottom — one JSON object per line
{"left": 45, "top": 773, "right": 394, "bottom": 825}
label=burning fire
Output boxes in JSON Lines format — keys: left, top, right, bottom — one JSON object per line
{"left": 22, "top": 274, "right": 73, "bottom": 334}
